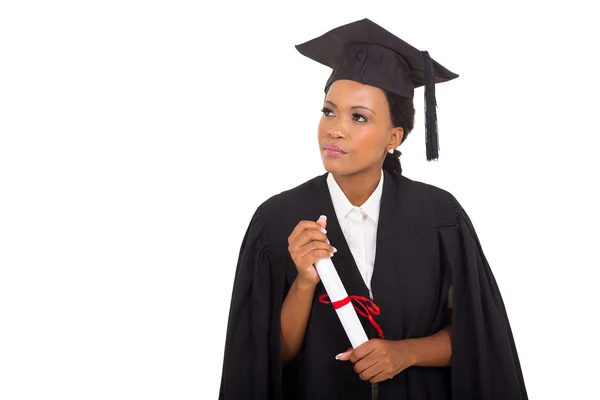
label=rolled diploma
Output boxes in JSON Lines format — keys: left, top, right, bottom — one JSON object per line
{"left": 315, "top": 257, "right": 369, "bottom": 348}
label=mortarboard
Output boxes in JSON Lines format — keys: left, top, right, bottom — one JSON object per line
{"left": 295, "top": 18, "right": 459, "bottom": 161}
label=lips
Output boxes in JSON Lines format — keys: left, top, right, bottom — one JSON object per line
{"left": 324, "top": 144, "right": 347, "bottom": 156}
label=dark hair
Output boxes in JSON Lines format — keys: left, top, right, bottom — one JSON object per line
{"left": 382, "top": 90, "right": 415, "bottom": 176}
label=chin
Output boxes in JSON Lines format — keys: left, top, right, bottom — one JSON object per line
{"left": 322, "top": 159, "right": 357, "bottom": 176}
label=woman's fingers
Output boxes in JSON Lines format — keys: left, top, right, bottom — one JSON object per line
{"left": 287, "top": 216, "right": 337, "bottom": 284}
{"left": 288, "top": 220, "right": 326, "bottom": 245}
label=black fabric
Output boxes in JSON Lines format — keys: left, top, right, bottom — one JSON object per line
{"left": 219, "top": 170, "right": 528, "bottom": 399}
{"left": 295, "top": 18, "right": 459, "bottom": 100}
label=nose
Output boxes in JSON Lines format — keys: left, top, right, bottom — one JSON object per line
{"left": 328, "top": 121, "right": 347, "bottom": 139}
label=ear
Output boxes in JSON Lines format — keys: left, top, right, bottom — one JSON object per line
{"left": 388, "top": 126, "right": 404, "bottom": 149}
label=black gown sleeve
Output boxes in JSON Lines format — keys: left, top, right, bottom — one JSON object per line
{"left": 437, "top": 194, "right": 528, "bottom": 399}
{"left": 218, "top": 199, "right": 288, "bottom": 400}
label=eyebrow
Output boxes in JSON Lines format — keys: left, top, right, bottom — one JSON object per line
{"left": 324, "top": 100, "right": 376, "bottom": 115}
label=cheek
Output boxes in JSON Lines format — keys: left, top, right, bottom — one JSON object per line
{"left": 352, "top": 128, "right": 386, "bottom": 154}
{"left": 317, "top": 118, "right": 331, "bottom": 139}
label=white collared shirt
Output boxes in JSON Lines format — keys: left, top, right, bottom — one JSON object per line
{"left": 326, "top": 170, "right": 384, "bottom": 299}
{"left": 326, "top": 170, "right": 453, "bottom": 307}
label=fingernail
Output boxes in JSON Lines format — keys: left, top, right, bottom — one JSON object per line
{"left": 333, "top": 247, "right": 337, "bottom": 253}
{"left": 319, "top": 215, "right": 327, "bottom": 220}
{"left": 335, "top": 353, "right": 343, "bottom": 360}
{"left": 321, "top": 228, "right": 327, "bottom": 234}
{"left": 330, "top": 252, "right": 334, "bottom": 258}
{"left": 326, "top": 239, "right": 330, "bottom": 244}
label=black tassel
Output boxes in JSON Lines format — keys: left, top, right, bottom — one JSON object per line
{"left": 423, "top": 51, "right": 439, "bottom": 161}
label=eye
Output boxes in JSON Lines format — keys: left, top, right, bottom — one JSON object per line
{"left": 352, "top": 113, "right": 367, "bottom": 123}
{"left": 321, "top": 107, "right": 334, "bottom": 117}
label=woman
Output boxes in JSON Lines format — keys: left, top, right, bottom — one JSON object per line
{"left": 219, "top": 19, "right": 528, "bottom": 400}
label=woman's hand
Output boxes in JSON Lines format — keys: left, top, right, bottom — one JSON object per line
{"left": 336, "top": 339, "right": 416, "bottom": 383}
{"left": 287, "top": 215, "right": 336, "bottom": 288}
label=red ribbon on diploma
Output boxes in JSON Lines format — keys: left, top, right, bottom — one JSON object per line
{"left": 319, "top": 293, "right": 384, "bottom": 340}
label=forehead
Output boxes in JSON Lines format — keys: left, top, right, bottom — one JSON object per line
{"left": 325, "top": 79, "right": 388, "bottom": 107}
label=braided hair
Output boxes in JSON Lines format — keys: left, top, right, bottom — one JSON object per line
{"left": 383, "top": 90, "right": 415, "bottom": 176}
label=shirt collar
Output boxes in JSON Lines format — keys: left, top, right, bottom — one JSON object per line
{"left": 326, "top": 169, "right": 384, "bottom": 224}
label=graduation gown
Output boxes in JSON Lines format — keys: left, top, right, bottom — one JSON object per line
{"left": 218, "top": 170, "right": 528, "bottom": 399}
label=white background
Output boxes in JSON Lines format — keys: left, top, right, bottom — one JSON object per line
{"left": 1, "top": 1, "right": 599, "bottom": 399}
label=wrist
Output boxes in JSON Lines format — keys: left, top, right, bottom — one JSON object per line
{"left": 295, "top": 276, "right": 318, "bottom": 292}
{"left": 395, "top": 339, "right": 419, "bottom": 367}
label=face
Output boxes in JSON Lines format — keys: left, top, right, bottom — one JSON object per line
{"left": 318, "top": 79, "right": 403, "bottom": 177}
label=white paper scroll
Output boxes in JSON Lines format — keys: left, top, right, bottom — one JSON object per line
{"left": 314, "top": 257, "right": 369, "bottom": 348}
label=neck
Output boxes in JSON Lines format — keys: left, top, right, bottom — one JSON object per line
{"left": 331, "top": 167, "right": 382, "bottom": 207}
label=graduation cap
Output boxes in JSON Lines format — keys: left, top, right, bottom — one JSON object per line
{"left": 295, "top": 18, "right": 459, "bottom": 161}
